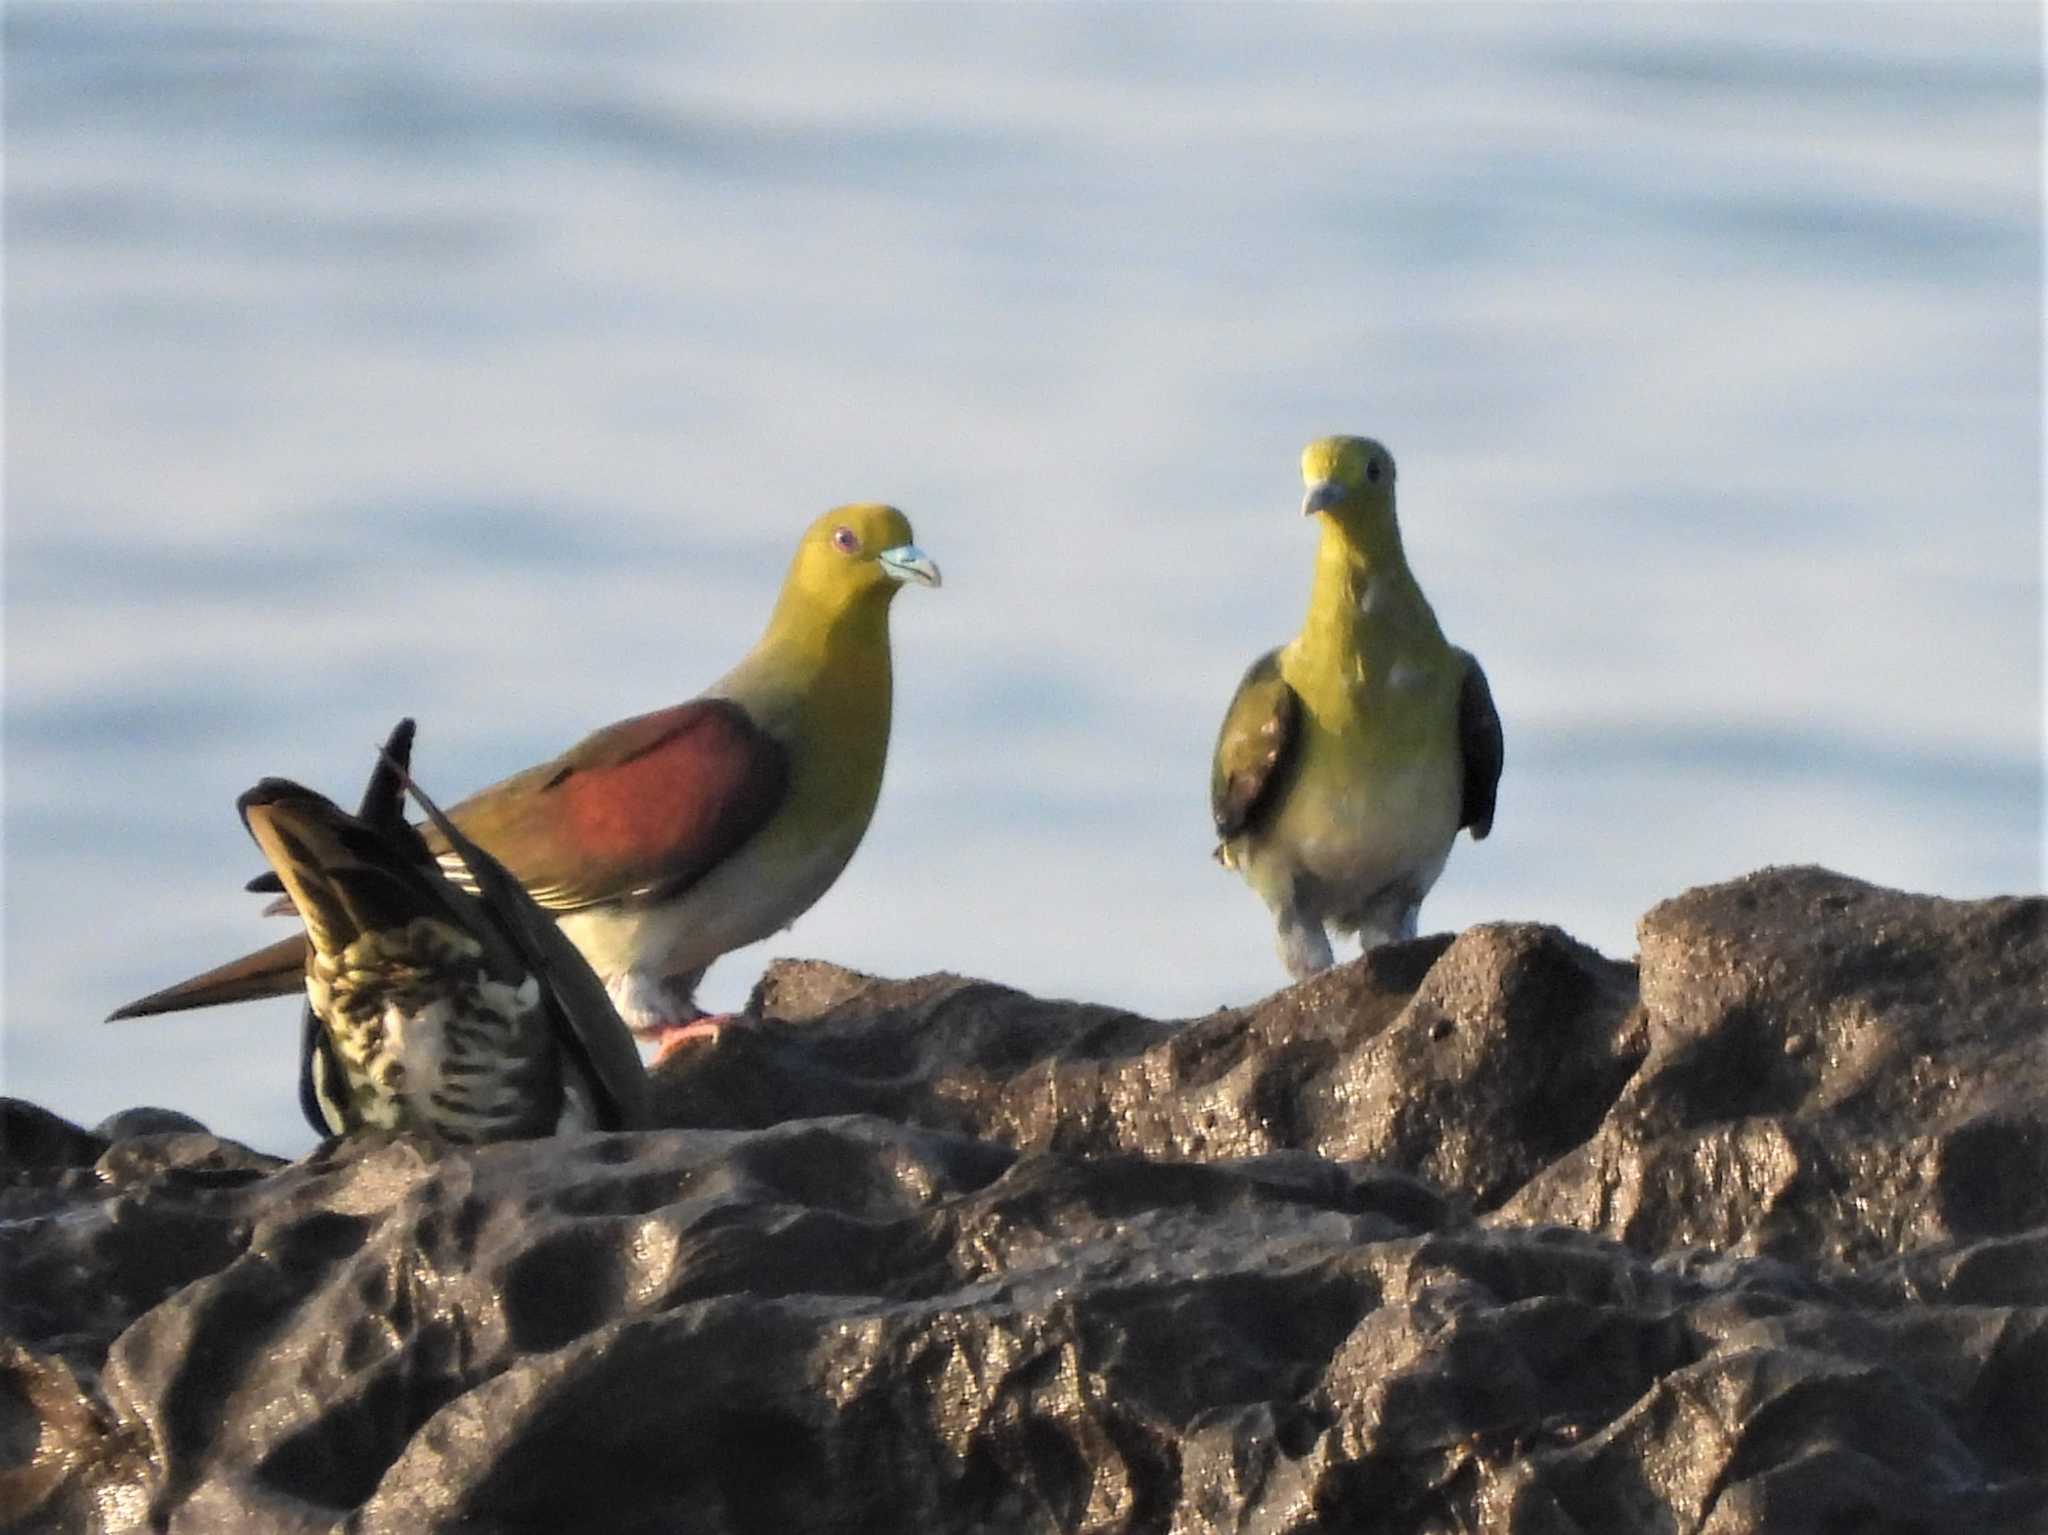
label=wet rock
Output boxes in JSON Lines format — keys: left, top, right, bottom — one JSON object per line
{"left": 2, "top": 867, "right": 2044, "bottom": 1532}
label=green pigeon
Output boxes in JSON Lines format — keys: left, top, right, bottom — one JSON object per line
{"left": 112, "top": 505, "right": 940, "bottom": 1059}
{"left": 1212, "top": 435, "right": 1502, "bottom": 978}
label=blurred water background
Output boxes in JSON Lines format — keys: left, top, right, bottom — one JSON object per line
{"left": 5, "top": 4, "right": 2040, "bottom": 1156}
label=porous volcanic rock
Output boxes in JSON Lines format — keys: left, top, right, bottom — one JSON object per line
{"left": 2, "top": 867, "right": 2044, "bottom": 1533}
{"left": 1504, "top": 866, "right": 2048, "bottom": 1264}
{"left": 661, "top": 922, "right": 1647, "bottom": 1211}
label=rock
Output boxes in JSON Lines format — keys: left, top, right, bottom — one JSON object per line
{"left": 666, "top": 923, "right": 1645, "bottom": 1212}
{"left": 1, "top": 867, "right": 2043, "bottom": 1532}
{"left": 91, "top": 1110, "right": 210, "bottom": 1142}
{"left": 1, "top": 1100, "right": 108, "bottom": 1179}
{"left": 1504, "top": 867, "right": 2048, "bottom": 1264}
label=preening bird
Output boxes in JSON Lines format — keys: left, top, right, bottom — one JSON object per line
{"left": 241, "top": 720, "right": 649, "bottom": 1141}
{"left": 1211, "top": 436, "right": 1502, "bottom": 979}
{"left": 110, "top": 505, "right": 940, "bottom": 1056}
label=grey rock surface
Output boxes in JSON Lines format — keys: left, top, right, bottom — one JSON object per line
{"left": 3, "top": 867, "right": 2044, "bottom": 1533}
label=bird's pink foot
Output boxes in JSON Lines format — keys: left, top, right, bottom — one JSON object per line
{"left": 634, "top": 1013, "right": 736, "bottom": 1065}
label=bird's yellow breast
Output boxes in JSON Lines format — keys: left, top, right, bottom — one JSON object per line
{"left": 710, "top": 595, "right": 895, "bottom": 857}
{"left": 1263, "top": 638, "right": 1462, "bottom": 888}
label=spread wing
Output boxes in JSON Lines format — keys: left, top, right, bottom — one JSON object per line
{"left": 300, "top": 715, "right": 422, "bottom": 1135}
{"left": 397, "top": 756, "right": 652, "bottom": 1132}
{"left": 1210, "top": 648, "right": 1301, "bottom": 843}
{"left": 432, "top": 698, "right": 790, "bottom": 912}
{"left": 1456, "top": 649, "right": 1503, "bottom": 840}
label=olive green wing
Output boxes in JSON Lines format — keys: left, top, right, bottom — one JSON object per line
{"left": 1210, "top": 647, "right": 1302, "bottom": 844}
{"left": 1455, "top": 648, "right": 1503, "bottom": 840}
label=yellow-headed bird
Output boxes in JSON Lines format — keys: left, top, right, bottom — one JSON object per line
{"left": 1212, "top": 436, "right": 1501, "bottom": 978}
{"left": 111, "top": 504, "right": 940, "bottom": 1057}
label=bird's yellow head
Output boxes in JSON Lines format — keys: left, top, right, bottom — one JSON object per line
{"left": 1299, "top": 435, "right": 1397, "bottom": 526}
{"left": 781, "top": 502, "right": 941, "bottom": 612}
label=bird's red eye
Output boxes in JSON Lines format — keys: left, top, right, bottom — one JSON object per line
{"left": 832, "top": 526, "right": 860, "bottom": 554}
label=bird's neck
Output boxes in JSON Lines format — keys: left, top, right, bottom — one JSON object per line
{"left": 760, "top": 583, "right": 892, "bottom": 669}
{"left": 751, "top": 588, "right": 896, "bottom": 765}
{"left": 1292, "top": 514, "right": 1442, "bottom": 707}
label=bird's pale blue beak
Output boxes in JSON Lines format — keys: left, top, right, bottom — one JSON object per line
{"left": 1301, "top": 480, "right": 1343, "bottom": 518}
{"left": 878, "top": 544, "right": 941, "bottom": 588}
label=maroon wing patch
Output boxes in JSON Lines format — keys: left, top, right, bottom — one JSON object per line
{"left": 437, "top": 699, "right": 790, "bottom": 911}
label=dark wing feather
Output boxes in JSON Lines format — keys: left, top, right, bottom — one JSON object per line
{"left": 432, "top": 698, "right": 790, "bottom": 913}
{"left": 1210, "top": 648, "right": 1302, "bottom": 843}
{"left": 1455, "top": 650, "right": 1503, "bottom": 839}
{"left": 298, "top": 717, "right": 419, "bottom": 1137}
{"left": 238, "top": 778, "right": 522, "bottom": 980}
{"left": 394, "top": 755, "right": 651, "bottom": 1132}
{"left": 300, "top": 1015, "right": 351, "bottom": 1137}
{"left": 248, "top": 719, "right": 420, "bottom": 896}
{"left": 356, "top": 719, "right": 416, "bottom": 829}
{"left": 107, "top": 932, "right": 309, "bottom": 1019}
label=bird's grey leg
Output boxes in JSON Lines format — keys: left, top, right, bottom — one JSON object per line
{"left": 659, "top": 968, "right": 708, "bottom": 1018}
{"left": 622, "top": 968, "right": 738, "bottom": 1063}
{"left": 611, "top": 970, "right": 689, "bottom": 1035}
{"left": 1355, "top": 883, "right": 1424, "bottom": 952}
{"left": 618, "top": 969, "right": 703, "bottom": 1034}
{"left": 1275, "top": 901, "right": 1335, "bottom": 980}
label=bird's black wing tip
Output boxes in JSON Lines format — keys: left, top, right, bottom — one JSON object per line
{"left": 237, "top": 777, "right": 313, "bottom": 815}
{"left": 106, "top": 993, "right": 168, "bottom": 1023}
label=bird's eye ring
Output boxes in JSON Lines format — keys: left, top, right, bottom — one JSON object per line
{"left": 832, "top": 525, "right": 861, "bottom": 554}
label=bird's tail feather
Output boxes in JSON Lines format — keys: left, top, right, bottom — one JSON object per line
{"left": 235, "top": 779, "right": 445, "bottom": 961}
{"left": 106, "top": 932, "right": 309, "bottom": 1020}
{"left": 106, "top": 720, "right": 431, "bottom": 1025}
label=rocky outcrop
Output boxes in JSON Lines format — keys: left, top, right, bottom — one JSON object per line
{"left": 4, "top": 867, "right": 2045, "bottom": 1532}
